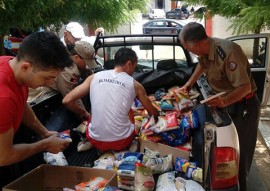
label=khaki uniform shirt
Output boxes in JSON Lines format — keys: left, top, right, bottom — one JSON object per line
{"left": 198, "top": 38, "right": 257, "bottom": 94}
{"left": 50, "top": 63, "right": 86, "bottom": 109}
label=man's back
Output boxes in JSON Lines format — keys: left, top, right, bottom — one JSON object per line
{"left": 89, "top": 70, "right": 136, "bottom": 141}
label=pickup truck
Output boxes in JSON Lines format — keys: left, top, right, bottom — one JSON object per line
{"left": 2, "top": 33, "right": 269, "bottom": 191}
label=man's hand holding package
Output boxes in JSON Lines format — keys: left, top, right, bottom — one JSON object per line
{"left": 45, "top": 134, "right": 71, "bottom": 154}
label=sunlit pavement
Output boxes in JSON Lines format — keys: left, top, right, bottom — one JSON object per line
{"left": 247, "top": 101, "right": 270, "bottom": 191}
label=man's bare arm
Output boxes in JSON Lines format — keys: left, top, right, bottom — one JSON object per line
{"left": 62, "top": 74, "right": 94, "bottom": 118}
{"left": 0, "top": 127, "right": 70, "bottom": 166}
{"left": 134, "top": 81, "right": 159, "bottom": 120}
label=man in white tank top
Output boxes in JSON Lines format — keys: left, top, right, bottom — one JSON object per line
{"left": 63, "top": 48, "right": 159, "bottom": 152}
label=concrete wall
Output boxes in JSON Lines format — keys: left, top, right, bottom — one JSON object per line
{"left": 211, "top": 15, "right": 270, "bottom": 38}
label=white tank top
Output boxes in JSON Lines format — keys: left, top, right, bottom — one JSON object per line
{"left": 88, "top": 70, "right": 136, "bottom": 141}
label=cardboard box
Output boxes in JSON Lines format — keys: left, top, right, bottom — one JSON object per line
{"left": 139, "top": 139, "right": 190, "bottom": 164}
{"left": 3, "top": 164, "right": 117, "bottom": 191}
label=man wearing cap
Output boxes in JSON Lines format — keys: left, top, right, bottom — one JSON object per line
{"left": 61, "top": 22, "right": 86, "bottom": 51}
{"left": 69, "top": 41, "right": 97, "bottom": 80}
{"left": 29, "top": 22, "right": 97, "bottom": 119}
{"left": 28, "top": 22, "right": 98, "bottom": 120}
{"left": 50, "top": 41, "right": 97, "bottom": 120}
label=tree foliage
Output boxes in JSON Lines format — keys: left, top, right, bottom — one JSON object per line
{"left": 185, "top": 0, "right": 270, "bottom": 34}
{"left": 0, "top": 0, "right": 149, "bottom": 55}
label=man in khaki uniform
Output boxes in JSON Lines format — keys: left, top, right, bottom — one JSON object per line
{"left": 179, "top": 22, "right": 260, "bottom": 191}
{"left": 50, "top": 41, "right": 97, "bottom": 121}
{"left": 29, "top": 22, "right": 99, "bottom": 121}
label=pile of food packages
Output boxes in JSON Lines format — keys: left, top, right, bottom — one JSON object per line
{"left": 45, "top": 86, "right": 206, "bottom": 191}
{"left": 132, "top": 86, "right": 200, "bottom": 148}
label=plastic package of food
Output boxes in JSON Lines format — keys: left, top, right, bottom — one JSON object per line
{"left": 174, "top": 177, "right": 205, "bottom": 191}
{"left": 57, "top": 130, "right": 72, "bottom": 142}
{"left": 43, "top": 151, "right": 68, "bottom": 166}
{"left": 156, "top": 171, "right": 177, "bottom": 191}
{"left": 75, "top": 177, "right": 109, "bottom": 191}
{"left": 144, "top": 154, "right": 173, "bottom": 174}
{"left": 73, "top": 120, "right": 88, "bottom": 133}
{"left": 134, "top": 162, "right": 155, "bottom": 191}
{"left": 174, "top": 91, "right": 194, "bottom": 113}
{"left": 77, "top": 139, "right": 93, "bottom": 152}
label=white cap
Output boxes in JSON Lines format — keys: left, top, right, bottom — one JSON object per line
{"left": 65, "top": 22, "right": 85, "bottom": 39}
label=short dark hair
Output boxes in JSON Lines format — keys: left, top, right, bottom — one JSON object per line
{"left": 114, "top": 47, "right": 138, "bottom": 66}
{"left": 179, "top": 22, "right": 207, "bottom": 43}
{"left": 17, "top": 31, "right": 73, "bottom": 71}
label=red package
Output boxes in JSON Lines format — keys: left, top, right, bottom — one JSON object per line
{"left": 165, "top": 112, "right": 179, "bottom": 129}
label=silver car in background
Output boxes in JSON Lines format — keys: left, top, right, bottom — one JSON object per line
{"left": 142, "top": 19, "right": 187, "bottom": 35}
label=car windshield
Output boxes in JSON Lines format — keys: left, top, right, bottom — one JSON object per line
{"left": 97, "top": 46, "right": 193, "bottom": 72}
{"left": 94, "top": 35, "right": 198, "bottom": 72}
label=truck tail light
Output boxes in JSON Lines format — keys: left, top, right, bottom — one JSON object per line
{"left": 211, "top": 146, "right": 239, "bottom": 190}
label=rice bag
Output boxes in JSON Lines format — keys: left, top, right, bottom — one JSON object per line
{"left": 134, "top": 162, "right": 155, "bottom": 191}
{"left": 144, "top": 154, "right": 173, "bottom": 174}
{"left": 43, "top": 151, "right": 68, "bottom": 166}
{"left": 118, "top": 176, "right": 135, "bottom": 185}
{"left": 117, "top": 152, "right": 143, "bottom": 177}
{"left": 156, "top": 171, "right": 177, "bottom": 191}
{"left": 142, "top": 147, "right": 160, "bottom": 164}
{"left": 174, "top": 177, "right": 205, "bottom": 191}
{"left": 118, "top": 182, "right": 135, "bottom": 191}
{"left": 93, "top": 158, "right": 115, "bottom": 170}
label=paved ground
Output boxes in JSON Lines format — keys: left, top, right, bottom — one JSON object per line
{"left": 247, "top": 129, "right": 270, "bottom": 191}
{"left": 248, "top": 105, "right": 270, "bottom": 191}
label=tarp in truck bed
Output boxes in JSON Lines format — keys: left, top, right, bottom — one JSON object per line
{"left": 133, "top": 68, "right": 194, "bottom": 94}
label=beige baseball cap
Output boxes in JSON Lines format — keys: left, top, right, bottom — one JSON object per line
{"left": 74, "top": 41, "right": 97, "bottom": 69}
{"left": 65, "top": 22, "right": 85, "bottom": 39}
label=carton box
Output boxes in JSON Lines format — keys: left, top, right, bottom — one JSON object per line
{"left": 3, "top": 164, "right": 117, "bottom": 191}
{"left": 139, "top": 139, "right": 190, "bottom": 164}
